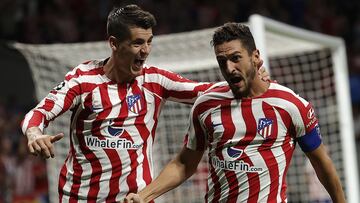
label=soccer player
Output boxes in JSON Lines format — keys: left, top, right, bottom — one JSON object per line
{"left": 125, "top": 23, "right": 346, "bottom": 203}
{"left": 20, "top": 4, "right": 269, "bottom": 202}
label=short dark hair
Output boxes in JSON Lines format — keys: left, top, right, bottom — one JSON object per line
{"left": 107, "top": 4, "right": 157, "bottom": 42}
{"left": 211, "top": 23, "right": 256, "bottom": 54}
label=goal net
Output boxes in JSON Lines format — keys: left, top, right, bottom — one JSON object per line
{"left": 13, "top": 14, "right": 359, "bottom": 203}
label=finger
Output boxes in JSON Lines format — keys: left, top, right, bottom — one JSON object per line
{"left": 44, "top": 139, "right": 55, "bottom": 158}
{"left": 50, "top": 133, "right": 64, "bottom": 143}
{"left": 28, "top": 144, "right": 37, "bottom": 156}
{"left": 37, "top": 140, "right": 51, "bottom": 158}
{"left": 258, "top": 66, "right": 265, "bottom": 75}
{"left": 32, "top": 141, "right": 42, "bottom": 155}
{"left": 257, "top": 59, "right": 264, "bottom": 69}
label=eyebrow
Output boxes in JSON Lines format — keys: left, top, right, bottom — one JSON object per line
{"left": 133, "top": 35, "right": 153, "bottom": 42}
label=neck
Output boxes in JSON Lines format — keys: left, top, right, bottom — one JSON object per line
{"left": 244, "top": 76, "right": 270, "bottom": 99}
{"left": 103, "top": 56, "right": 132, "bottom": 83}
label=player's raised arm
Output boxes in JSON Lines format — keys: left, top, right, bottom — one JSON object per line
{"left": 124, "top": 147, "right": 204, "bottom": 203}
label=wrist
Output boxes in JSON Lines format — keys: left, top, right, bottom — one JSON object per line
{"left": 26, "top": 127, "right": 42, "bottom": 140}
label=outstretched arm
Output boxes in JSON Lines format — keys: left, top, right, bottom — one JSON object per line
{"left": 305, "top": 144, "right": 346, "bottom": 203}
{"left": 125, "top": 147, "right": 204, "bottom": 203}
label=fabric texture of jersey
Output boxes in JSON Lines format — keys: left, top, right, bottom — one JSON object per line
{"left": 21, "top": 59, "right": 213, "bottom": 202}
{"left": 185, "top": 82, "right": 322, "bottom": 203}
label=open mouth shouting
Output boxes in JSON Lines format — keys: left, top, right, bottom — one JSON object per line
{"left": 133, "top": 58, "right": 145, "bottom": 71}
{"left": 229, "top": 75, "right": 244, "bottom": 87}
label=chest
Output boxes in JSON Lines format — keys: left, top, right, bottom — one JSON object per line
{"left": 81, "top": 83, "right": 159, "bottom": 122}
{"left": 202, "top": 99, "right": 293, "bottom": 147}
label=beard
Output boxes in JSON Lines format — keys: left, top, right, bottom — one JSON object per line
{"left": 230, "top": 64, "right": 257, "bottom": 99}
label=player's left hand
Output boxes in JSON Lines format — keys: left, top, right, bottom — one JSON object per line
{"left": 124, "top": 193, "right": 144, "bottom": 203}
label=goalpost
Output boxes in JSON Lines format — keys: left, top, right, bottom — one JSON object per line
{"left": 13, "top": 14, "right": 358, "bottom": 202}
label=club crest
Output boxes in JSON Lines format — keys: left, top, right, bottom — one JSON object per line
{"left": 127, "top": 94, "right": 142, "bottom": 114}
{"left": 257, "top": 118, "right": 273, "bottom": 139}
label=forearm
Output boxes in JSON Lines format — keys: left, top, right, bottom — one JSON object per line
{"left": 139, "top": 159, "right": 190, "bottom": 202}
{"left": 307, "top": 145, "right": 346, "bottom": 202}
{"left": 312, "top": 158, "right": 345, "bottom": 202}
{"left": 139, "top": 147, "right": 203, "bottom": 202}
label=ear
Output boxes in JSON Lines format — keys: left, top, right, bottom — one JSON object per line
{"left": 108, "top": 36, "right": 118, "bottom": 52}
{"left": 252, "top": 49, "right": 261, "bottom": 67}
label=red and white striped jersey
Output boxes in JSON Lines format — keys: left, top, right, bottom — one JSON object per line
{"left": 185, "top": 82, "right": 321, "bottom": 203}
{"left": 21, "top": 59, "right": 213, "bottom": 202}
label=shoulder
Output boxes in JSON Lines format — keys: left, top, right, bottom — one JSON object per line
{"left": 266, "top": 82, "right": 309, "bottom": 107}
{"left": 193, "top": 82, "right": 231, "bottom": 107}
{"left": 65, "top": 59, "right": 106, "bottom": 82}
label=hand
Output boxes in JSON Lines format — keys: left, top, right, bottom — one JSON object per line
{"left": 258, "top": 66, "right": 271, "bottom": 82}
{"left": 26, "top": 127, "right": 64, "bottom": 159}
{"left": 124, "top": 193, "right": 145, "bottom": 203}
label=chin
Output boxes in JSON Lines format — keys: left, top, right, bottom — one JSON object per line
{"left": 131, "top": 67, "right": 143, "bottom": 75}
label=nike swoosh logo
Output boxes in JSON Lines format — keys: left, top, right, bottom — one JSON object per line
{"left": 92, "top": 107, "right": 103, "bottom": 112}
{"left": 212, "top": 123, "right": 222, "bottom": 128}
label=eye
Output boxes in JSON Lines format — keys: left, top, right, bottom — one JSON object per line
{"left": 132, "top": 39, "right": 145, "bottom": 47}
{"left": 230, "top": 55, "right": 241, "bottom": 62}
{"left": 217, "top": 58, "right": 227, "bottom": 69}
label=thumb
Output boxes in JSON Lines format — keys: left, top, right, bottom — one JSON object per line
{"left": 50, "top": 133, "right": 64, "bottom": 143}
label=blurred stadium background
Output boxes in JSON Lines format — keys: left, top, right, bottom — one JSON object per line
{"left": 0, "top": 0, "right": 360, "bottom": 202}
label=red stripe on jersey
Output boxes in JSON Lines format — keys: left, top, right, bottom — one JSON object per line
{"left": 193, "top": 99, "right": 231, "bottom": 151}
{"left": 191, "top": 105, "right": 207, "bottom": 151}
{"left": 132, "top": 81, "right": 152, "bottom": 187}
{"left": 241, "top": 100, "right": 260, "bottom": 203}
{"left": 27, "top": 110, "right": 45, "bottom": 129}
{"left": 68, "top": 136, "right": 83, "bottom": 202}
{"left": 58, "top": 153, "right": 70, "bottom": 202}
{"left": 207, "top": 162, "right": 221, "bottom": 203}
{"left": 105, "top": 85, "right": 127, "bottom": 202}
{"left": 86, "top": 84, "right": 115, "bottom": 199}
{"left": 273, "top": 106, "right": 295, "bottom": 202}
{"left": 151, "top": 96, "right": 162, "bottom": 141}
{"left": 265, "top": 89, "right": 314, "bottom": 131}
{"left": 258, "top": 102, "right": 279, "bottom": 202}
{"left": 121, "top": 130, "right": 138, "bottom": 193}
{"left": 220, "top": 104, "right": 239, "bottom": 203}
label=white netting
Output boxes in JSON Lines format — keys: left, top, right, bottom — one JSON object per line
{"left": 13, "top": 16, "right": 358, "bottom": 203}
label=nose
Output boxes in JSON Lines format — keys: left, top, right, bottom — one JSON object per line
{"left": 226, "top": 60, "right": 237, "bottom": 73}
{"left": 140, "top": 43, "right": 151, "bottom": 55}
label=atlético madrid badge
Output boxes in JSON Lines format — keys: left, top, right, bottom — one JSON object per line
{"left": 257, "top": 118, "right": 273, "bottom": 139}
{"left": 127, "top": 94, "right": 142, "bottom": 114}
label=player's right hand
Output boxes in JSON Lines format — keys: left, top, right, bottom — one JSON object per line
{"left": 26, "top": 127, "right": 64, "bottom": 159}
{"left": 124, "top": 193, "right": 145, "bottom": 203}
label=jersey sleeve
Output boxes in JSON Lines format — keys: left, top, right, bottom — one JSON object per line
{"left": 293, "top": 101, "right": 322, "bottom": 152}
{"left": 184, "top": 100, "right": 208, "bottom": 151}
{"left": 145, "top": 67, "right": 214, "bottom": 104}
{"left": 21, "top": 68, "right": 82, "bottom": 134}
